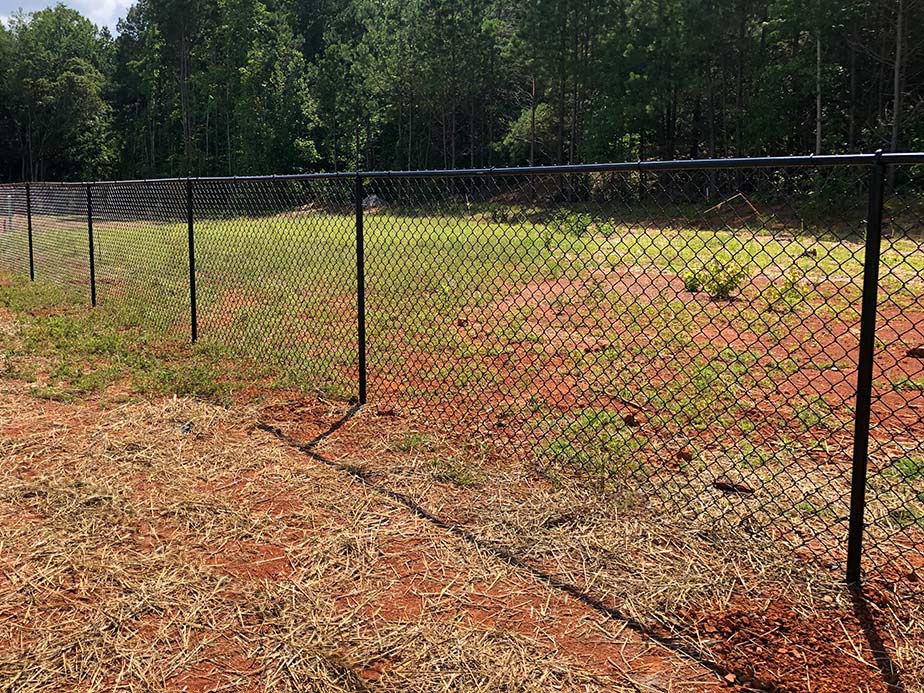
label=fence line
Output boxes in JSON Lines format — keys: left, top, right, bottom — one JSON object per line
{"left": 2, "top": 152, "right": 924, "bottom": 585}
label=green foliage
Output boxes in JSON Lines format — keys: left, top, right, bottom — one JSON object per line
{"left": 765, "top": 268, "right": 810, "bottom": 313}
{"left": 497, "top": 103, "right": 558, "bottom": 164}
{"left": 792, "top": 396, "right": 836, "bottom": 430}
{"left": 893, "top": 377, "right": 924, "bottom": 392}
{"left": 0, "top": 276, "right": 241, "bottom": 404}
{"left": 684, "top": 260, "right": 750, "bottom": 300}
{"left": 889, "top": 456, "right": 924, "bottom": 482}
{"left": 683, "top": 271, "right": 702, "bottom": 293}
{"left": 429, "top": 458, "right": 483, "bottom": 487}
{"left": 549, "top": 210, "right": 594, "bottom": 237}
{"left": 2, "top": 5, "right": 115, "bottom": 180}
{"left": 3, "top": 0, "right": 923, "bottom": 180}
{"left": 544, "top": 409, "right": 648, "bottom": 482}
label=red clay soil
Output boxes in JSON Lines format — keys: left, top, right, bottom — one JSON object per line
{"left": 261, "top": 396, "right": 921, "bottom": 693}
{"left": 685, "top": 584, "right": 904, "bottom": 693}
{"left": 0, "top": 387, "right": 724, "bottom": 691}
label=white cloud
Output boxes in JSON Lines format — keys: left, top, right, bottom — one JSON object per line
{"left": 0, "top": 1, "right": 133, "bottom": 31}
{"left": 71, "top": 0, "right": 132, "bottom": 30}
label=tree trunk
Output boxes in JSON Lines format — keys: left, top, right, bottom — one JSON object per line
{"left": 888, "top": 0, "right": 903, "bottom": 190}
{"left": 529, "top": 75, "right": 537, "bottom": 166}
{"left": 815, "top": 34, "right": 822, "bottom": 155}
{"left": 890, "top": 0, "right": 903, "bottom": 154}
{"left": 407, "top": 103, "right": 413, "bottom": 169}
{"left": 848, "top": 23, "right": 857, "bottom": 151}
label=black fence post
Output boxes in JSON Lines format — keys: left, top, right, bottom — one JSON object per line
{"left": 25, "top": 182, "right": 34, "bottom": 281}
{"left": 187, "top": 178, "right": 198, "bottom": 344}
{"left": 86, "top": 184, "right": 96, "bottom": 307}
{"left": 355, "top": 174, "right": 367, "bottom": 405}
{"left": 846, "top": 151, "right": 886, "bottom": 585}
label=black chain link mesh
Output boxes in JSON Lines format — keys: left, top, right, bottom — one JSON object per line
{"left": 866, "top": 164, "right": 924, "bottom": 582}
{"left": 0, "top": 159, "right": 920, "bottom": 583}
{"left": 0, "top": 185, "right": 29, "bottom": 278}
{"left": 29, "top": 185, "right": 91, "bottom": 296}
{"left": 193, "top": 177, "right": 357, "bottom": 397}
{"left": 91, "top": 181, "right": 189, "bottom": 332}
{"left": 365, "top": 167, "right": 874, "bottom": 570}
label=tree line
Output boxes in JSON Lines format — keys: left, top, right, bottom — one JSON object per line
{"left": 0, "top": 0, "right": 920, "bottom": 182}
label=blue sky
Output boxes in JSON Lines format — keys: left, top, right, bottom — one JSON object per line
{"left": 0, "top": 0, "right": 132, "bottom": 31}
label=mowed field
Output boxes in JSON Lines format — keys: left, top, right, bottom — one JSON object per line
{"left": 0, "top": 182, "right": 923, "bottom": 690}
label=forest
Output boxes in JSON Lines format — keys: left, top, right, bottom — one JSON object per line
{"left": 0, "top": 0, "right": 920, "bottom": 182}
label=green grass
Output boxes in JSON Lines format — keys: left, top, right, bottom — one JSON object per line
{"left": 792, "top": 396, "right": 837, "bottom": 430}
{"left": 543, "top": 408, "right": 649, "bottom": 482}
{"left": 4, "top": 203, "right": 924, "bottom": 441}
{"left": 894, "top": 377, "right": 924, "bottom": 392}
{"left": 888, "top": 456, "right": 924, "bottom": 482}
{"left": 0, "top": 275, "right": 269, "bottom": 404}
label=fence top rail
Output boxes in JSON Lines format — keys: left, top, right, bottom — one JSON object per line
{"left": 5, "top": 151, "right": 924, "bottom": 187}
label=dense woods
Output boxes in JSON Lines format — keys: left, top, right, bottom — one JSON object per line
{"left": 0, "top": 0, "right": 921, "bottom": 181}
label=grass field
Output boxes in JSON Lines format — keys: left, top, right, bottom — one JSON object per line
{"left": 1, "top": 179, "right": 924, "bottom": 690}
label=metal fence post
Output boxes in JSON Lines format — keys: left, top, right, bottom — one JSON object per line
{"left": 187, "top": 178, "right": 198, "bottom": 344}
{"left": 355, "top": 174, "right": 367, "bottom": 405}
{"left": 86, "top": 184, "right": 97, "bottom": 307}
{"left": 25, "top": 182, "right": 34, "bottom": 281}
{"left": 846, "top": 150, "right": 886, "bottom": 585}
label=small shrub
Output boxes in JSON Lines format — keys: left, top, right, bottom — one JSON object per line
{"left": 550, "top": 210, "right": 594, "bottom": 237}
{"left": 703, "top": 260, "right": 750, "bottom": 300}
{"left": 684, "top": 260, "right": 750, "bottom": 300}
{"left": 683, "top": 271, "right": 703, "bottom": 293}
{"left": 765, "top": 268, "right": 809, "bottom": 313}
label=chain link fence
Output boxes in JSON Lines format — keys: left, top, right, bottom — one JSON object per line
{"left": 0, "top": 154, "right": 922, "bottom": 585}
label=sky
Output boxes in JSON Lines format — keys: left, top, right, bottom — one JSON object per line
{"left": 0, "top": 0, "right": 133, "bottom": 31}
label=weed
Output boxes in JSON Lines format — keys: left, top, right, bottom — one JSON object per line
{"left": 893, "top": 377, "right": 924, "bottom": 392}
{"left": 397, "top": 432, "right": 432, "bottom": 453}
{"left": 888, "top": 456, "right": 924, "bottom": 482}
{"left": 684, "top": 260, "right": 750, "bottom": 300}
{"left": 888, "top": 506, "right": 924, "bottom": 529}
{"left": 544, "top": 409, "right": 648, "bottom": 482}
{"left": 135, "top": 361, "right": 229, "bottom": 401}
{"left": 765, "top": 268, "right": 810, "bottom": 313}
{"left": 683, "top": 271, "right": 703, "bottom": 293}
{"left": 430, "top": 458, "right": 482, "bottom": 487}
{"left": 792, "top": 396, "right": 835, "bottom": 430}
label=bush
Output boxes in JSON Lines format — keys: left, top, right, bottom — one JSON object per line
{"left": 684, "top": 260, "right": 750, "bottom": 300}
{"left": 550, "top": 210, "right": 594, "bottom": 236}
{"left": 683, "top": 271, "right": 703, "bottom": 293}
{"left": 764, "top": 268, "right": 808, "bottom": 313}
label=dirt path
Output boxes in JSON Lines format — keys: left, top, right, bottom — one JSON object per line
{"left": 0, "top": 382, "right": 720, "bottom": 691}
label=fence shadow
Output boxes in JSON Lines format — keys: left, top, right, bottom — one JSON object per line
{"left": 850, "top": 586, "right": 905, "bottom": 692}
{"left": 257, "top": 412, "right": 738, "bottom": 687}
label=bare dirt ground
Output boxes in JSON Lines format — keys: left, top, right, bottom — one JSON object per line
{"left": 0, "top": 379, "right": 724, "bottom": 691}
{"left": 264, "top": 397, "right": 923, "bottom": 693}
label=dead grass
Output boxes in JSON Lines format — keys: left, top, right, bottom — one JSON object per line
{"left": 0, "top": 379, "right": 723, "bottom": 691}
{"left": 283, "top": 405, "right": 924, "bottom": 693}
